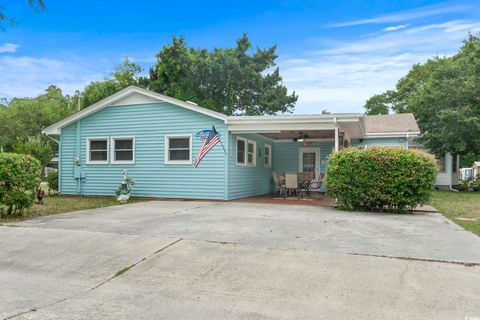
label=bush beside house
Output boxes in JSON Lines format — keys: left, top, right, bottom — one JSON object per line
{"left": 0, "top": 153, "right": 42, "bottom": 216}
{"left": 327, "top": 147, "right": 438, "bottom": 212}
{"left": 46, "top": 171, "right": 59, "bottom": 192}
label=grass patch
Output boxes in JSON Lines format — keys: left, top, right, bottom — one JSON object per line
{"left": 431, "top": 190, "right": 480, "bottom": 236}
{"left": 114, "top": 265, "right": 133, "bottom": 277}
{"left": 0, "top": 194, "right": 146, "bottom": 224}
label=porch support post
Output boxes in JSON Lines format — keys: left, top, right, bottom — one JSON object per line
{"left": 334, "top": 117, "right": 339, "bottom": 152}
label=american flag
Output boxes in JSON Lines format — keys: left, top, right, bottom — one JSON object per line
{"left": 194, "top": 126, "right": 221, "bottom": 167}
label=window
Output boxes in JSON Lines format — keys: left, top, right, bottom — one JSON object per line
{"left": 112, "top": 137, "right": 135, "bottom": 164}
{"left": 436, "top": 155, "right": 446, "bottom": 173}
{"left": 452, "top": 154, "right": 458, "bottom": 173}
{"left": 87, "top": 137, "right": 108, "bottom": 164}
{"left": 264, "top": 144, "right": 272, "bottom": 167}
{"left": 236, "top": 137, "right": 256, "bottom": 166}
{"left": 236, "top": 137, "right": 246, "bottom": 165}
{"left": 165, "top": 135, "right": 191, "bottom": 164}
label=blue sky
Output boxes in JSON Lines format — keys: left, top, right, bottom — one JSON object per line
{"left": 1, "top": 0, "right": 480, "bottom": 113}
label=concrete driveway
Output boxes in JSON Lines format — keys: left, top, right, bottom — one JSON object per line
{"left": 2, "top": 201, "right": 480, "bottom": 319}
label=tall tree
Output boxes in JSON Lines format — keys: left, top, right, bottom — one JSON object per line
{"left": 0, "top": 85, "right": 74, "bottom": 150}
{"left": 148, "top": 34, "right": 297, "bottom": 115}
{"left": 0, "top": 0, "right": 46, "bottom": 30}
{"left": 80, "top": 57, "right": 144, "bottom": 109}
{"left": 364, "top": 34, "right": 480, "bottom": 165}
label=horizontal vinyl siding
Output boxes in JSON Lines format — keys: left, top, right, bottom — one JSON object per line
{"left": 227, "top": 133, "right": 274, "bottom": 200}
{"left": 60, "top": 102, "right": 226, "bottom": 200}
{"left": 273, "top": 141, "right": 333, "bottom": 192}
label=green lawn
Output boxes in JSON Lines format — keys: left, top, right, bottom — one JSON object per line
{"left": 431, "top": 191, "right": 480, "bottom": 236}
{"left": 0, "top": 194, "right": 145, "bottom": 224}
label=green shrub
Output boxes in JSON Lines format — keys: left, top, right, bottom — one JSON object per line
{"left": 327, "top": 147, "right": 438, "bottom": 212}
{"left": 0, "top": 153, "right": 42, "bottom": 216}
{"left": 46, "top": 171, "right": 59, "bottom": 192}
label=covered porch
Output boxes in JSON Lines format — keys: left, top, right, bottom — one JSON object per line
{"left": 226, "top": 113, "right": 365, "bottom": 200}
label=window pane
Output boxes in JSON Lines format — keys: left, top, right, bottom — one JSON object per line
{"left": 169, "top": 138, "right": 189, "bottom": 149}
{"left": 436, "top": 156, "right": 446, "bottom": 173}
{"left": 170, "top": 150, "right": 189, "bottom": 160}
{"left": 248, "top": 153, "right": 254, "bottom": 163}
{"left": 90, "top": 140, "right": 107, "bottom": 150}
{"left": 302, "top": 152, "right": 316, "bottom": 172}
{"left": 115, "top": 139, "right": 132, "bottom": 150}
{"left": 90, "top": 151, "right": 107, "bottom": 161}
{"left": 452, "top": 154, "right": 457, "bottom": 173}
{"left": 115, "top": 150, "right": 133, "bottom": 161}
{"left": 237, "top": 140, "right": 245, "bottom": 163}
{"left": 265, "top": 146, "right": 270, "bottom": 156}
{"left": 248, "top": 142, "right": 254, "bottom": 153}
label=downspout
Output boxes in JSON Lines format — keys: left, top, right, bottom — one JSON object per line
{"left": 76, "top": 120, "right": 82, "bottom": 195}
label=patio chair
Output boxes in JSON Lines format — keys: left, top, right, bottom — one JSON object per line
{"left": 298, "top": 172, "right": 315, "bottom": 198}
{"left": 309, "top": 172, "right": 326, "bottom": 197}
{"left": 272, "top": 172, "right": 285, "bottom": 196}
{"left": 284, "top": 172, "right": 299, "bottom": 199}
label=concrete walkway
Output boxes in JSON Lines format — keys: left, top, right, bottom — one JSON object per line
{"left": 1, "top": 201, "right": 480, "bottom": 319}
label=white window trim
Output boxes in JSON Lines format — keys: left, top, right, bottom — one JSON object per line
{"left": 247, "top": 140, "right": 257, "bottom": 166}
{"left": 164, "top": 134, "right": 192, "bottom": 164}
{"left": 264, "top": 144, "right": 272, "bottom": 167}
{"left": 236, "top": 137, "right": 257, "bottom": 166}
{"left": 236, "top": 137, "right": 247, "bottom": 166}
{"left": 86, "top": 137, "right": 109, "bottom": 164}
{"left": 111, "top": 136, "right": 135, "bottom": 164}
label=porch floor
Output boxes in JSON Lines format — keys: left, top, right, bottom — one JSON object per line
{"left": 235, "top": 193, "right": 336, "bottom": 207}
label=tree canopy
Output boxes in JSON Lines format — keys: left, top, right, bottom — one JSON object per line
{"left": 148, "top": 34, "right": 297, "bottom": 115}
{"left": 364, "top": 34, "right": 480, "bottom": 165}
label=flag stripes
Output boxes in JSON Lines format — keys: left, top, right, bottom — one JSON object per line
{"left": 194, "top": 126, "right": 221, "bottom": 167}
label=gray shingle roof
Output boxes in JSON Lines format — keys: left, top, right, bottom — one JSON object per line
{"left": 365, "top": 113, "right": 420, "bottom": 134}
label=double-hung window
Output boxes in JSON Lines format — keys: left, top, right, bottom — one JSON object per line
{"left": 112, "top": 137, "right": 135, "bottom": 164}
{"left": 165, "top": 135, "right": 192, "bottom": 164}
{"left": 87, "top": 137, "right": 109, "bottom": 164}
{"left": 264, "top": 144, "right": 272, "bottom": 167}
{"left": 236, "top": 137, "right": 256, "bottom": 166}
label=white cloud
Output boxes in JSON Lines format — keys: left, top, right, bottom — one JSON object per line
{"left": 0, "top": 55, "right": 106, "bottom": 98}
{"left": 330, "top": 3, "right": 469, "bottom": 27}
{"left": 0, "top": 43, "right": 20, "bottom": 53}
{"left": 383, "top": 24, "right": 410, "bottom": 32}
{"left": 280, "top": 20, "right": 479, "bottom": 114}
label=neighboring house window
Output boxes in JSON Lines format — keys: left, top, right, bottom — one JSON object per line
{"left": 264, "top": 144, "right": 272, "bottom": 167}
{"left": 452, "top": 154, "right": 458, "bottom": 173}
{"left": 87, "top": 137, "right": 109, "bottom": 164}
{"left": 237, "top": 137, "right": 246, "bottom": 165}
{"left": 436, "top": 155, "right": 446, "bottom": 173}
{"left": 112, "top": 137, "right": 135, "bottom": 164}
{"left": 247, "top": 141, "right": 256, "bottom": 165}
{"left": 165, "top": 135, "right": 192, "bottom": 164}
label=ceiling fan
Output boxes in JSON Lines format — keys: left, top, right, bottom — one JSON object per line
{"left": 293, "top": 131, "right": 309, "bottom": 143}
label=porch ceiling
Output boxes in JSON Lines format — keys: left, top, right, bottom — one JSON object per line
{"left": 260, "top": 130, "right": 344, "bottom": 140}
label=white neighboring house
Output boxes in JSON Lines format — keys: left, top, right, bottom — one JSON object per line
{"left": 473, "top": 162, "right": 480, "bottom": 179}
{"left": 434, "top": 153, "right": 460, "bottom": 189}
{"left": 44, "top": 154, "right": 59, "bottom": 177}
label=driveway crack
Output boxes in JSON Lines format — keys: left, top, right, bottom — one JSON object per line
{"left": 3, "top": 238, "right": 184, "bottom": 320}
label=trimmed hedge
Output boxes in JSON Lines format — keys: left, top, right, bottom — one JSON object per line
{"left": 327, "top": 147, "right": 438, "bottom": 211}
{"left": 0, "top": 153, "right": 42, "bottom": 216}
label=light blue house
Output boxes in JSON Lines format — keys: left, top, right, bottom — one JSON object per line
{"left": 44, "top": 86, "right": 452, "bottom": 200}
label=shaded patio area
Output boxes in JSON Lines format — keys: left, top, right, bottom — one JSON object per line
{"left": 236, "top": 193, "right": 336, "bottom": 207}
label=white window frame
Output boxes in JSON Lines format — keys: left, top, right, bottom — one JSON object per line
{"left": 86, "top": 137, "right": 109, "bottom": 164}
{"left": 247, "top": 140, "right": 256, "bottom": 166}
{"left": 236, "top": 137, "right": 256, "bottom": 166}
{"left": 164, "top": 134, "right": 192, "bottom": 164}
{"left": 236, "top": 137, "right": 247, "bottom": 165}
{"left": 111, "top": 136, "right": 135, "bottom": 164}
{"left": 264, "top": 144, "right": 272, "bottom": 167}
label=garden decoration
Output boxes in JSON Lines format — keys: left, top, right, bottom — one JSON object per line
{"left": 115, "top": 169, "right": 135, "bottom": 202}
